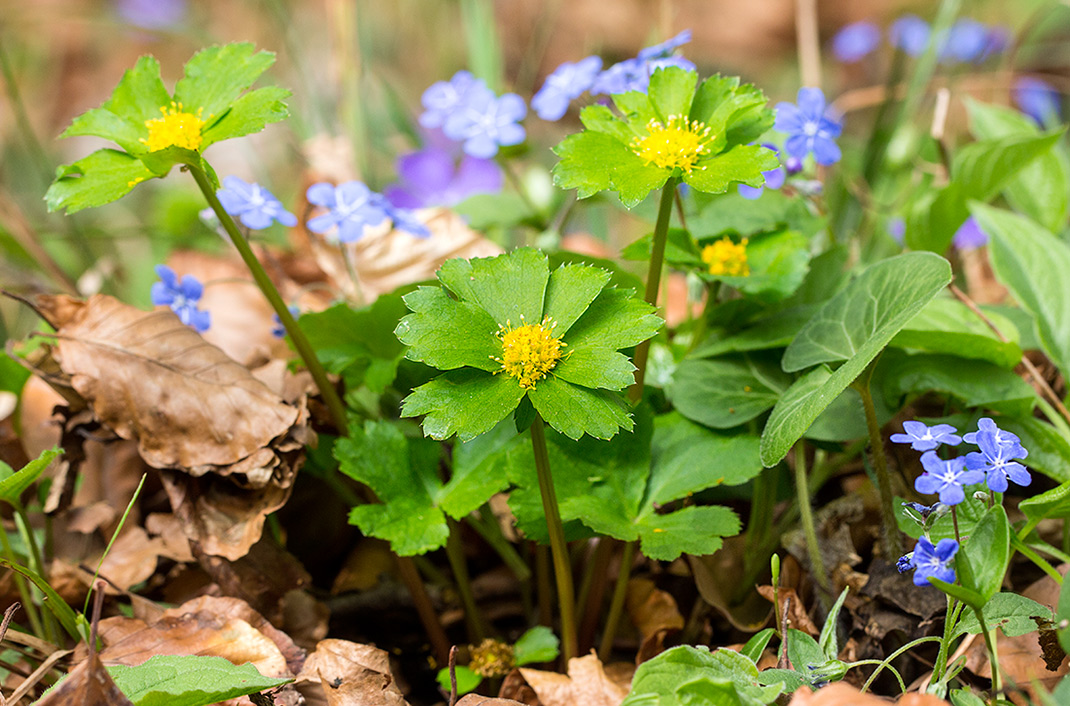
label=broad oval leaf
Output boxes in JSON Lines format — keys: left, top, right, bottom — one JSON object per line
{"left": 108, "top": 654, "right": 290, "bottom": 706}
{"left": 667, "top": 354, "right": 791, "bottom": 429}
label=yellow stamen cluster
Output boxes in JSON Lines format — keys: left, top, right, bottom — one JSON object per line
{"left": 702, "top": 237, "right": 750, "bottom": 276}
{"left": 141, "top": 102, "right": 206, "bottom": 152}
{"left": 494, "top": 316, "right": 565, "bottom": 390}
{"left": 631, "top": 115, "right": 713, "bottom": 172}
{"left": 468, "top": 639, "right": 515, "bottom": 678}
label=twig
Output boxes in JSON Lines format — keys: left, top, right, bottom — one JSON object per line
{"left": 776, "top": 595, "right": 791, "bottom": 669}
{"left": 794, "top": 0, "right": 822, "bottom": 89}
{"left": 448, "top": 645, "right": 459, "bottom": 706}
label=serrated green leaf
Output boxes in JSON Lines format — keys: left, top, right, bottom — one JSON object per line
{"left": 62, "top": 55, "right": 168, "bottom": 149}
{"left": 552, "top": 130, "right": 669, "bottom": 207}
{"left": 0, "top": 448, "right": 60, "bottom": 505}
{"left": 543, "top": 263, "right": 611, "bottom": 334}
{"left": 401, "top": 369, "right": 525, "bottom": 442}
{"left": 952, "top": 592, "right": 1051, "bottom": 639}
{"left": 891, "top": 297, "right": 1022, "bottom": 368}
{"left": 552, "top": 347, "right": 635, "bottom": 391}
{"left": 761, "top": 253, "right": 952, "bottom": 465}
{"left": 973, "top": 204, "right": 1070, "bottom": 374}
{"left": 684, "top": 144, "right": 778, "bottom": 193}
{"left": 514, "top": 626, "right": 560, "bottom": 665}
{"left": 63, "top": 108, "right": 146, "bottom": 155}
{"left": 173, "top": 43, "right": 276, "bottom": 121}
{"left": 528, "top": 376, "right": 632, "bottom": 440}
{"left": 201, "top": 85, "right": 290, "bottom": 148}
{"left": 464, "top": 247, "right": 549, "bottom": 326}
{"left": 45, "top": 149, "right": 155, "bottom": 213}
{"left": 300, "top": 296, "right": 408, "bottom": 393}
{"left": 108, "top": 654, "right": 290, "bottom": 706}
{"left": 668, "top": 354, "right": 791, "bottom": 429}
{"left": 647, "top": 414, "right": 762, "bottom": 502}
{"left": 397, "top": 287, "right": 500, "bottom": 372}
{"left": 648, "top": 65, "right": 698, "bottom": 119}
{"left": 637, "top": 505, "right": 740, "bottom": 560}
{"left": 563, "top": 287, "right": 662, "bottom": 352}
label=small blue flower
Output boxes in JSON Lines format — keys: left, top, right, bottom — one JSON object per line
{"left": 891, "top": 420, "right": 962, "bottom": 451}
{"left": 1014, "top": 77, "right": 1061, "bottom": 127}
{"left": 532, "top": 56, "right": 603, "bottom": 121}
{"left": 915, "top": 451, "right": 984, "bottom": 505}
{"left": 637, "top": 29, "right": 693, "bottom": 61}
{"left": 832, "top": 21, "right": 881, "bottom": 63}
{"left": 980, "top": 26, "right": 1011, "bottom": 61}
{"left": 442, "top": 87, "right": 527, "bottom": 158}
{"left": 384, "top": 147, "right": 502, "bottom": 209}
{"left": 216, "top": 176, "right": 297, "bottom": 230}
{"left": 774, "top": 87, "right": 842, "bottom": 166}
{"left": 272, "top": 305, "right": 300, "bottom": 339}
{"left": 591, "top": 31, "right": 695, "bottom": 96}
{"left": 419, "top": 71, "right": 485, "bottom": 130}
{"left": 896, "top": 552, "right": 915, "bottom": 573}
{"left": 738, "top": 144, "right": 786, "bottom": 199}
{"left": 890, "top": 15, "right": 931, "bottom": 57}
{"left": 888, "top": 217, "right": 906, "bottom": 244}
{"left": 910, "top": 537, "right": 959, "bottom": 587}
{"left": 965, "top": 427, "right": 1030, "bottom": 494}
{"left": 117, "top": 0, "right": 186, "bottom": 29}
{"left": 963, "top": 417, "right": 1020, "bottom": 448}
{"left": 306, "top": 181, "right": 388, "bottom": 243}
{"left": 151, "top": 264, "right": 210, "bottom": 332}
{"left": 952, "top": 216, "right": 988, "bottom": 250}
{"left": 939, "top": 19, "right": 990, "bottom": 63}
{"left": 374, "top": 194, "right": 431, "bottom": 238}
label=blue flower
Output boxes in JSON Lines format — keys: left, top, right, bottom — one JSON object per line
{"left": 1014, "top": 77, "right": 1061, "bottom": 127}
{"left": 939, "top": 19, "right": 990, "bottom": 63}
{"left": 384, "top": 146, "right": 502, "bottom": 209}
{"left": 738, "top": 144, "right": 786, "bottom": 199}
{"left": 915, "top": 451, "right": 984, "bottom": 505}
{"left": 442, "top": 87, "right": 527, "bottom": 158}
{"left": 151, "top": 264, "right": 210, "bottom": 332}
{"left": 952, "top": 217, "right": 988, "bottom": 250}
{"left": 532, "top": 56, "right": 603, "bottom": 121}
{"left": 963, "top": 417, "right": 1020, "bottom": 448}
{"left": 774, "top": 87, "right": 842, "bottom": 166}
{"left": 117, "top": 0, "right": 186, "bottom": 29}
{"left": 965, "top": 425, "right": 1030, "bottom": 493}
{"left": 909, "top": 537, "right": 959, "bottom": 587}
{"left": 890, "top": 15, "right": 931, "bottom": 57}
{"left": 896, "top": 552, "right": 914, "bottom": 573}
{"left": 888, "top": 217, "right": 906, "bottom": 244}
{"left": 374, "top": 194, "right": 431, "bottom": 238}
{"left": 890, "top": 420, "right": 962, "bottom": 451}
{"left": 832, "top": 21, "right": 881, "bottom": 63}
{"left": 216, "top": 176, "right": 297, "bottom": 230}
{"left": 419, "top": 71, "right": 485, "bottom": 130}
{"left": 591, "top": 31, "right": 695, "bottom": 96}
{"left": 272, "top": 305, "right": 300, "bottom": 339}
{"left": 637, "top": 29, "right": 693, "bottom": 61}
{"left": 306, "top": 181, "right": 388, "bottom": 243}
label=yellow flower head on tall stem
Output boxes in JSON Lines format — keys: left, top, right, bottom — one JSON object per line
{"left": 495, "top": 316, "right": 566, "bottom": 390}
{"left": 631, "top": 115, "right": 713, "bottom": 173}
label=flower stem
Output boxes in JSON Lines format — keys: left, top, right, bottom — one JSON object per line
{"left": 530, "top": 413, "right": 576, "bottom": 662}
{"left": 628, "top": 178, "right": 678, "bottom": 403}
{"left": 598, "top": 539, "right": 636, "bottom": 662}
{"left": 853, "top": 362, "right": 902, "bottom": 557}
{"left": 974, "top": 606, "right": 1002, "bottom": 696}
{"left": 0, "top": 525, "right": 44, "bottom": 641}
{"left": 186, "top": 162, "right": 348, "bottom": 432}
{"left": 794, "top": 443, "right": 831, "bottom": 594}
{"left": 446, "top": 518, "right": 486, "bottom": 642}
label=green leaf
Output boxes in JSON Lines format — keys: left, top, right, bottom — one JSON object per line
{"left": 1020, "top": 480, "right": 1070, "bottom": 527}
{"left": 674, "top": 677, "right": 760, "bottom": 706}
{"left": 648, "top": 65, "right": 698, "bottom": 119}
{"left": 636, "top": 505, "right": 740, "bottom": 560}
{"left": 173, "top": 43, "right": 277, "bottom": 121}
{"left": 401, "top": 369, "right": 525, "bottom": 442}
{"left": 647, "top": 413, "right": 763, "bottom": 503}
{"left": 819, "top": 587, "right": 850, "bottom": 659}
{"left": 689, "top": 305, "right": 817, "bottom": 359}
{"left": 952, "top": 592, "right": 1051, "bottom": 639}
{"left": 552, "top": 130, "right": 668, "bottom": 207}
{"left": 732, "top": 230, "right": 811, "bottom": 302}
{"left": 668, "top": 354, "right": 792, "bottom": 429}
{"left": 684, "top": 144, "right": 779, "bottom": 194}
{"left": 786, "top": 629, "right": 824, "bottom": 672}
{"left": 397, "top": 287, "right": 501, "bottom": 372}
{"left": 436, "top": 666, "right": 482, "bottom": 696}
{"left": 880, "top": 351, "right": 1036, "bottom": 417}
{"left": 0, "top": 448, "right": 60, "bottom": 505}
{"left": 891, "top": 297, "right": 1022, "bottom": 368}
{"left": 0, "top": 558, "right": 82, "bottom": 640}
{"left": 528, "top": 376, "right": 632, "bottom": 440}
{"left": 514, "top": 626, "right": 560, "bottom": 666}
{"left": 301, "top": 296, "right": 408, "bottom": 393}
{"left": 45, "top": 149, "right": 155, "bottom": 214}
{"left": 61, "top": 55, "right": 168, "bottom": 150}
{"left": 956, "top": 505, "right": 1010, "bottom": 605}
{"left": 994, "top": 416, "right": 1070, "bottom": 484}
{"left": 929, "top": 576, "right": 985, "bottom": 611}
{"left": 950, "top": 688, "right": 989, "bottom": 706}
{"left": 108, "top": 655, "right": 290, "bottom": 706}
{"left": 762, "top": 253, "right": 952, "bottom": 466}
{"left": 622, "top": 646, "right": 782, "bottom": 706}
{"left": 201, "top": 85, "right": 290, "bottom": 148}
{"left": 622, "top": 227, "right": 701, "bottom": 265}
{"left": 544, "top": 263, "right": 613, "bottom": 333}
{"left": 442, "top": 247, "right": 549, "bottom": 327}
{"left": 562, "top": 287, "right": 662, "bottom": 352}
{"left": 740, "top": 629, "right": 775, "bottom": 665}
{"left": 1058, "top": 575, "right": 1070, "bottom": 654}
{"left": 63, "top": 108, "right": 146, "bottom": 155}
{"left": 552, "top": 346, "right": 636, "bottom": 391}
{"left": 973, "top": 204, "right": 1070, "bottom": 374}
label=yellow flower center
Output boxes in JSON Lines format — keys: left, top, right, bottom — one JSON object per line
{"left": 468, "top": 639, "right": 515, "bottom": 678}
{"left": 631, "top": 115, "right": 713, "bottom": 172}
{"left": 495, "top": 317, "right": 565, "bottom": 390}
{"left": 141, "top": 102, "right": 206, "bottom": 152}
{"left": 702, "top": 237, "right": 750, "bottom": 276}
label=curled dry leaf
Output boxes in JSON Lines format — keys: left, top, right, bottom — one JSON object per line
{"left": 295, "top": 639, "right": 407, "bottom": 706}
{"left": 456, "top": 696, "right": 528, "bottom": 706}
{"left": 22, "top": 293, "right": 313, "bottom": 560}
{"left": 625, "top": 577, "right": 684, "bottom": 663}
{"left": 34, "top": 650, "right": 135, "bottom": 706}
{"left": 518, "top": 653, "right": 629, "bottom": 706}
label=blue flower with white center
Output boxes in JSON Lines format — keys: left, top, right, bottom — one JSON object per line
{"left": 890, "top": 420, "right": 962, "bottom": 451}
{"left": 442, "top": 87, "right": 527, "bottom": 158}
{"left": 532, "top": 56, "right": 603, "bottom": 121}
{"left": 1014, "top": 77, "right": 1061, "bottom": 127}
{"left": 890, "top": 15, "right": 931, "bottom": 57}
{"left": 916, "top": 451, "right": 984, "bottom": 505}
{"left": 151, "top": 264, "right": 210, "bottom": 332}
{"left": 738, "top": 143, "right": 786, "bottom": 199}
{"left": 774, "top": 87, "right": 842, "bottom": 166}
{"left": 909, "top": 537, "right": 959, "bottom": 587}
{"left": 831, "top": 21, "right": 881, "bottom": 63}
{"left": 963, "top": 417, "right": 1020, "bottom": 448}
{"left": 306, "top": 181, "right": 388, "bottom": 243}
{"left": 965, "top": 428, "right": 1030, "bottom": 494}
{"left": 372, "top": 193, "right": 431, "bottom": 238}
{"left": 419, "top": 71, "right": 485, "bottom": 130}
{"left": 216, "top": 176, "right": 297, "bottom": 230}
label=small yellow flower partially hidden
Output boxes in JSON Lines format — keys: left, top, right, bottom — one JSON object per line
{"left": 468, "top": 639, "right": 515, "bottom": 678}
{"left": 631, "top": 114, "right": 713, "bottom": 172}
{"left": 495, "top": 317, "right": 565, "bottom": 390}
{"left": 141, "top": 102, "right": 206, "bottom": 152}
{"left": 702, "top": 236, "right": 750, "bottom": 276}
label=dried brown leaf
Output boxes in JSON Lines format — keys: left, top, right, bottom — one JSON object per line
{"left": 34, "top": 652, "right": 134, "bottom": 706}
{"left": 456, "top": 696, "right": 528, "bottom": 706}
{"left": 296, "top": 639, "right": 407, "bottom": 706}
{"left": 625, "top": 578, "right": 683, "bottom": 662}
{"left": 518, "top": 653, "right": 628, "bottom": 706}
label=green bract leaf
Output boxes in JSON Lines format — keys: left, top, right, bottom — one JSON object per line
{"left": 108, "top": 655, "right": 290, "bottom": 706}
{"left": 552, "top": 67, "right": 777, "bottom": 207}
{"left": 45, "top": 149, "right": 155, "bottom": 213}
{"left": 761, "top": 252, "right": 952, "bottom": 466}
{"left": 201, "top": 85, "right": 291, "bottom": 148}
{"left": 398, "top": 249, "right": 661, "bottom": 442}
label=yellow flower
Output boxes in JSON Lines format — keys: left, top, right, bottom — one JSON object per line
{"left": 631, "top": 114, "right": 713, "bottom": 173}
{"left": 141, "top": 102, "right": 207, "bottom": 152}
{"left": 495, "top": 316, "right": 566, "bottom": 390}
{"left": 702, "top": 237, "right": 750, "bottom": 276}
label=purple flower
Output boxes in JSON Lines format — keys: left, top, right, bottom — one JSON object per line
{"left": 637, "top": 29, "right": 693, "bottom": 61}
{"left": 832, "top": 21, "right": 881, "bottom": 63}
{"left": 306, "top": 181, "right": 388, "bottom": 243}
{"left": 738, "top": 144, "right": 786, "bottom": 199}
{"left": 952, "top": 217, "right": 988, "bottom": 250}
{"left": 963, "top": 417, "right": 1021, "bottom": 448}
{"left": 980, "top": 26, "right": 1011, "bottom": 61}
{"left": 151, "top": 264, "right": 210, "bottom": 332}
{"left": 1014, "top": 77, "right": 1061, "bottom": 127}
{"left": 442, "top": 88, "right": 527, "bottom": 158}
{"left": 888, "top": 217, "right": 906, "bottom": 244}
{"left": 116, "top": 0, "right": 186, "bottom": 29}
{"left": 419, "top": 71, "right": 485, "bottom": 130}
{"left": 216, "top": 176, "right": 297, "bottom": 230}
{"left": 891, "top": 421, "right": 962, "bottom": 451}
{"left": 591, "top": 31, "right": 696, "bottom": 96}
{"left": 384, "top": 147, "right": 502, "bottom": 209}
{"left": 939, "top": 19, "right": 990, "bottom": 63}
{"left": 532, "top": 56, "right": 603, "bottom": 121}
{"left": 373, "top": 194, "right": 431, "bottom": 238}
{"left": 891, "top": 15, "right": 931, "bottom": 57}
{"left": 965, "top": 427, "right": 1030, "bottom": 493}
{"left": 915, "top": 451, "right": 984, "bottom": 505}
{"left": 909, "top": 537, "right": 959, "bottom": 587}
{"left": 775, "top": 87, "right": 842, "bottom": 166}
